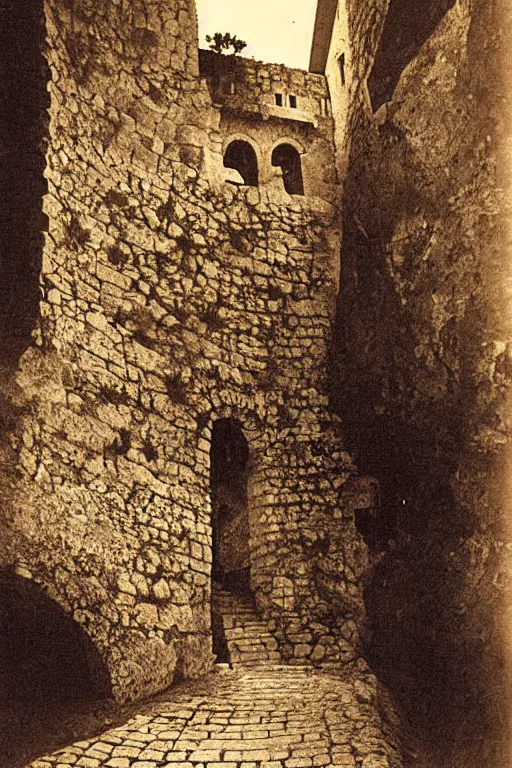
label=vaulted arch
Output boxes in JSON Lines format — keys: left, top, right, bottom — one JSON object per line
{"left": 0, "top": 571, "right": 111, "bottom": 709}
{"left": 0, "top": 570, "right": 111, "bottom": 764}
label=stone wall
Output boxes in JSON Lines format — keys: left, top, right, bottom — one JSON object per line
{"left": 321, "top": 1, "right": 352, "bottom": 181}
{"left": 199, "top": 49, "right": 330, "bottom": 124}
{"left": 200, "top": 50, "right": 339, "bottom": 204}
{"left": 0, "top": 0, "right": 372, "bottom": 704}
{"left": 331, "top": 0, "right": 512, "bottom": 763}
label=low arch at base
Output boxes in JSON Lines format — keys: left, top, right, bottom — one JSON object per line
{"left": 0, "top": 570, "right": 112, "bottom": 710}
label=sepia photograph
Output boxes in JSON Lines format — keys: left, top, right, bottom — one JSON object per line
{"left": 0, "top": 0, "right": 510, "bottom": 766}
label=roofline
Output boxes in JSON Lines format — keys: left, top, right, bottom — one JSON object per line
{"left": 308, "top": 0, "right": 338, "bottom": 74}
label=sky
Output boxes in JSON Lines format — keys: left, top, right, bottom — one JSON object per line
{"left": 196, "top": 0, "right": 319, "bottom": 70}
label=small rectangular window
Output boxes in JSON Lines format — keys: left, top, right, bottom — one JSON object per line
{"left": 275, "top": 93, "right": 283, "bottom": 106}
{"left": 289, "top": 95, "right": 297, "bottom": 108}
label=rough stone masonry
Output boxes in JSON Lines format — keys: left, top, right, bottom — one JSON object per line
{"left": 0, "top": 0, "right": 375, "bottom": 706}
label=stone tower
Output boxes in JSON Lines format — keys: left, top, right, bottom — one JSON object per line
{"left": 0, "top": 0, "right": 372, "bottom": 704}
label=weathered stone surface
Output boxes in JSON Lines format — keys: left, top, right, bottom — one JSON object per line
{"left": 26, "top": 666, "right": 402, "bottom": 768}
{"left": 0, "top": 0, "right": 370, "bottom": 714}
{"left": 328, "top": 0, "right": 512, "bottom": 763}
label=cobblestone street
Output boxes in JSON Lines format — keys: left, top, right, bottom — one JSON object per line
{"left": 27, "top": 666, "right": 401, "bottom": 768}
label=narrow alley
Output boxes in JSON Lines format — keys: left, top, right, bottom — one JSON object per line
{"left": 28, "top": 665, "right": 401, "bottom": 768}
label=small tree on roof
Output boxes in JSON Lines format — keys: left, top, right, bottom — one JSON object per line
{"left": 206, "top": 32, "right": 247, "bottom": 55}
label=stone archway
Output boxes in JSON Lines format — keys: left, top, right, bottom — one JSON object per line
{"left": 0, "top": 570, "right": 111, "bottom": 765}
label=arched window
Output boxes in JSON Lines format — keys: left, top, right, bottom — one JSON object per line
{"left": 223, "top": 140, "right": 259, "bottom": 186}
{"left": 271, "top": 143, "right": 305, "bottom": 196}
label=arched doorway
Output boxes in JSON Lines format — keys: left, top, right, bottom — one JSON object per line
{"left": 223, "top": 140, "right": 259, "bottom": 186}
{"left": 210, "top": 419, "right": 252, "bottom": 664}
{"left": 210, "top": 418, "right": 251, "bottom": 594}
{"left": 271, "top": 143, "right": 305, "bottom": 195}
{"left": 0, "top": 571, "right": 111, "bottom": 766}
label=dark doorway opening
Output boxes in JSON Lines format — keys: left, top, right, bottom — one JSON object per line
{"left": 210, "top": 419, "right": 251, "bottom": 663}
{"left": 223, "top": 140, "right": 259, "bottom": 186}
{"left": 271, "top": 143, "right": 305, "bottom": 196}
{"left": 210, "top": 418, "right": 251, "bottom": 594}
{"left": 0, "top": 571, "right": 112, "bottom": 767}
{"left": 0, "top": 0, "right": 49, "bottom": 367}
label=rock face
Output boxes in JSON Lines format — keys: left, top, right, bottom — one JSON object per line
{"left": 0, "top": 0, "right": 374, "bottom": 706}
{"left": 330, "top": 0, "right": 512, "bottom": 763}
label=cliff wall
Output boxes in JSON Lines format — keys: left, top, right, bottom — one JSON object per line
{"left": 331, "top": 0, "right": 512, "bottom": 763}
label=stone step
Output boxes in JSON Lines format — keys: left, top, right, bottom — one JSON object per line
{"left": 223, "top": 619, "right": 268, "bottom": 627}
{"left": 215, "top": 609, "right": 252, "bottom": 616}
{"left": 213, "top": 600, "right": 256, "bottom": 613}
{"left": 225, "top": 631, "right": 274, "bottom": 641}
{"left": 213, "top": 595, "right": 253, "bottom": 603}
{"left": 214, "top": 606, "right": 256, "bottom": 616}
{"left": 225, "top": 624, "right": 271, "bottom": 633}
{"left": 212, "top": 589, "right": 283, "bottom": 668}
{"left": 231, "top": 641, "right": 277, "bottom": 652}
{"left": 229, "top": 624, "right": 270, "bottom": 633}
{"left": 223, "top": 618, "right": 267, "bottom": 627}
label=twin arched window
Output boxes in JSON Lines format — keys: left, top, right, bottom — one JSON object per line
{"left": 223, "top": 140, "right": 304, "bottom": 196}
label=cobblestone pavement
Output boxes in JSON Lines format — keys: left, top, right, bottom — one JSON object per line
{"left": 27, "top": 666, "right": 402, "bottom": 768}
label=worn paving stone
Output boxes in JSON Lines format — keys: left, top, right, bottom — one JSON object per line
{"left": 26, "top": 667, "right": 401, "bottom": 767}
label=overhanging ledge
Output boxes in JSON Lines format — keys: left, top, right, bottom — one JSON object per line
{"left": 309, "top": 0, "right": 338, "bottom": 74}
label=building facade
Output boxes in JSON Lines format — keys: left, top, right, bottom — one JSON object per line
{"left": 0, "top": 0, "right": 373, "bottom": 704}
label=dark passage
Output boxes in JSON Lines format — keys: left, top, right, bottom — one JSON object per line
{"left": 0, "top": 572, "right": 111, "bottom": 767}
{"left": 210, "top": 419, "right": 251, "bottom": 663}
{"left": 0, "top": 0, "right": 49, "bottom": 366}
{"left": 210, "top": 419, "right": 249, "bottom": 591}
{"left": 210, "top": 418, "right": 251, "bottom": 594}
